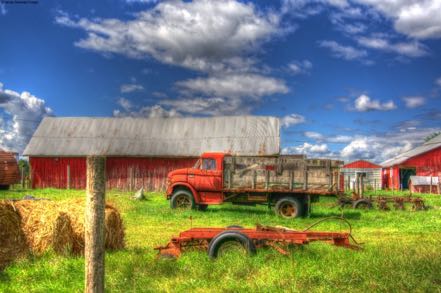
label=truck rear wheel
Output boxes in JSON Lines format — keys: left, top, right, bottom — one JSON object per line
{"left": 275, "top": 197, "right": 303, "bottom": 219}
{"left": 170, "top": 189, "right": 195, "bottom": 210}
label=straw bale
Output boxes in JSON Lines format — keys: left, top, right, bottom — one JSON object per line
{"left": 59, "top": 199, "right": 125, "bottom": 254}
{"left": 0, "top": 201, "right": 27, "bottom": 270}
{"left": 13, "top": 200, "right": 74, "bottom": 255}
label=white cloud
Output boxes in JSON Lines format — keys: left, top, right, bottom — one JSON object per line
{"left": 0, "top": 83, "right": 52, "bottom": 153}
{"left": 113, "top": 104, "right": 179, "bottom": 118}
{"left": 304, "top": 131, "right": 323, "bottom": 140}
{"left": 436, "top": 77, "right": 441, "bottom": 87}
{"left": 116, "top": 97, "right": 132, "bottom": 111}
{"left": 120, "top": 84, "right": 144, "bottom": 93}
{"left": 281, "top": 114, "right": 305, "bottom": 128}
{"left": 176, "top": 74, "right": 288, "bottom": 98}
{"left": 319, "top": 40, "right": 367, "bottom": 60}
{"left": 356, "top": 36, "right": 427, "bottom": 57}
{"left": 287, "top": 60, "right": 312, "bottom": 75}
{"left": 355, "top": 0, "right": 441, "bottom": 40}
{"left": 353, "top": 94, "right": 396, "bottom": 112}
{"left": 56, "top": 0, "right": 282, "bottom": 73}
{"left": 340, "top": 137, "right": 413, "bottom": 162}
{"left": 402, "top": 96, "right": 425, "bottom": 108}
{"left": 160, "top": 96, "right": 251, "bottom": 116}
{"left": 283, "top": 142, "right": 330, "bottom": 155}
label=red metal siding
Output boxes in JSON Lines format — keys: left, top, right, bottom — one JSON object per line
{"left": 106, "top": 157, "right": 197, "bottom": 191}
{"left": 30, "top": 156, "right": 197, "bottom": 191}
{"left": 343, "top": 160, "right": 381, "bottom": 169}
{"left": 30, "top": 157, "right": 86, "bottom": 189}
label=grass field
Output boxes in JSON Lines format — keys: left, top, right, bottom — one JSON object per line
{"left": 1, "top": 189, "right": 441, "bottom": 292}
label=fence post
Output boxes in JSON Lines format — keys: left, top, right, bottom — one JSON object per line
{"left": 21, "top": 167, "right": 25, "bottom": 189}
{"left": 85, "top": 156, "right": 106, "bottom": 293}
{"left": 67, "top": 165, "right": 71, "bottom": 190}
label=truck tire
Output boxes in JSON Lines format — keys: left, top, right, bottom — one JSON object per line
{"left": 208, "top": 230, "right": 256, "bottom": 259}
{"left": 170, "top": 189, "right": 195, "bottom": 210}
{"left": 275, "top": 197, "right": 304, "bottom": 219}
{"left": 353, "top": 199, "right": 372, "bottom": 209}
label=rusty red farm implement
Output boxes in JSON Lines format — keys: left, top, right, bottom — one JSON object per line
{"left": 156, "top": 218, "right": 361, "bottom": 259}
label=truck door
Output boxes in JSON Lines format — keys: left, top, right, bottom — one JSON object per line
{"left": 188, "top": 157, "right": 223, "bottom": 204}
{"left": 190, "top": 158, "right": 222, "bottom": 191}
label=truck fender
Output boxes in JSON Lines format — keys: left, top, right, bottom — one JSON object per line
{"left": 170, "top": 182, "right": 201, "bottom": 203}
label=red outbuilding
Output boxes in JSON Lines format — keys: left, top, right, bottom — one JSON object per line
{"left": 381, "top": 134, "right": 441, "bottom": 190}
{"left": 340, "top": 160, "right": 382, "bottom": 191}
{"left": 23, "top": 116, "right": 280, "bottom": 191}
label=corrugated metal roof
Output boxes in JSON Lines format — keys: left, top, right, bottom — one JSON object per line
{"left": 410, "top": 176, "right": 439, "bottom": 186}
{"left": 381, "top": 136, "right": 441, "bottom": 167}
{"left": 23, "top": 116, "right": 280, "bottom": 157}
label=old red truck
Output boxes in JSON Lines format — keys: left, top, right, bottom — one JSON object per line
{"left": 166, "top": 152, "right": 343, "bottom": 218}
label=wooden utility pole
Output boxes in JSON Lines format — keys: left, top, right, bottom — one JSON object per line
{"left": 85, "top": 156, "right": 106, "bottom": 293}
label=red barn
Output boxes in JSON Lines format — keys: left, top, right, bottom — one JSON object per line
{"left": 23, "top": 116, "right": 280, "bottom": 191}
{"left": 381, "top": 134, "right": 441, "bottom": 190}
{"left": 340, "top": 160, "right": 382, "bottom": 191}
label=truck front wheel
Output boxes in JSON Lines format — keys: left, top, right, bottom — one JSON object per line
{"left": 275, "top": 197, "right": 304, "bottom": 219}
{"left": 170, "top": 189, "right": 195, "bottom": 210}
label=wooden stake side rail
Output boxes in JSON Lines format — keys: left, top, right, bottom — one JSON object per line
{"left": 156, "top": 225, "right": 360, "bottom": 259}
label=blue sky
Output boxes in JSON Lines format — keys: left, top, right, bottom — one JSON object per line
{"left": 1, "top": 0, "right": 441, "bottom": 162}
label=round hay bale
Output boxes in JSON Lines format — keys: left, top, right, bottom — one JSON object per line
{"left": 104, "top": 203, "right": 125, "bottom": 250}
{"left": 0, "top": 201, "right": 27, "bottom": 270}
{"left": 13, "top": 200, "right": 74, "bottom": 255}
{"left": 58, "top": 199, "right": 125, "bottom": 254}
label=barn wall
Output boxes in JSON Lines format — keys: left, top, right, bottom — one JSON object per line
{"left": 403, "top": 147, "right": 441, "bottom": 176}
{"left": 382, "top": 147, "right": 441, "bottom": 190}
{"left": 106, "top": 157, "right": 197, "bottom": 191}
{"left": 382, "top": 167, "right": 400, "bottom": 190}
{"left": 30, "top": 156, "right": 197, "bottom": 191}
{"left": 30, "top": 157, "right": 86, "bottom": 189}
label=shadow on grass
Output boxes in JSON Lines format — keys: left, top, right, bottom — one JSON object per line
{"left": 205, "top": 207, "right": 271, "bottom": 215}
{"left": 310, "top": 211, "right": 361, "bottom": 220}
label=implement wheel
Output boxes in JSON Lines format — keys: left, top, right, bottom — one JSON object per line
{"left": 353, "top": 199, "right": 372, "bottom": 210}
{"left": 170, "top": 190, "right": 195, "bottom": 210}
{"left": 208, "top": 230, "right": 256, "bottom": 259}
{"left": 275, "top": 197, "right": 303, "bottom": 219}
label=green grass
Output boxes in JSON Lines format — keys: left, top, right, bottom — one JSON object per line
{"left": 1, "top": 189, "right": 441, "bottom": 292}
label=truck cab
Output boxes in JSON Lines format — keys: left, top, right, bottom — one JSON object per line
{"left": 166, "top": 152, "right": 226, "bottom": 210}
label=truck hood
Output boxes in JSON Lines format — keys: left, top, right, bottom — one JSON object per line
{"left": 168, "top": 168, "right": 189, "bottom": 177}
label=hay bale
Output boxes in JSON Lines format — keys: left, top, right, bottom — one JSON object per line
{"left": 60, "top": 199, "right": 125, "bottom": 254}
{"left": 0, "top": 202, "right": 27, "bottom": 270}
{"left": 13, "top": 200, "right": 74, "bottom": 255}
{"left": 104, "top": 203, "right": 125, "bottom": 250}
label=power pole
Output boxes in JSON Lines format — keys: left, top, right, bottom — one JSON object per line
{"left": 85, "top": 156, "right": 106, "bottom": 293}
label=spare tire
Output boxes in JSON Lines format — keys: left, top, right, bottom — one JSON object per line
{"left": 208, "top": 230, "right": 256, "bottom": 259}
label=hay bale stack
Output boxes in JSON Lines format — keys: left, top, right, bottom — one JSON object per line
{"left": 13, "top": 200, "right": 74, "bottom": 255}
{"left": 0, "top": 202, "right": 27, "bottom": 270}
